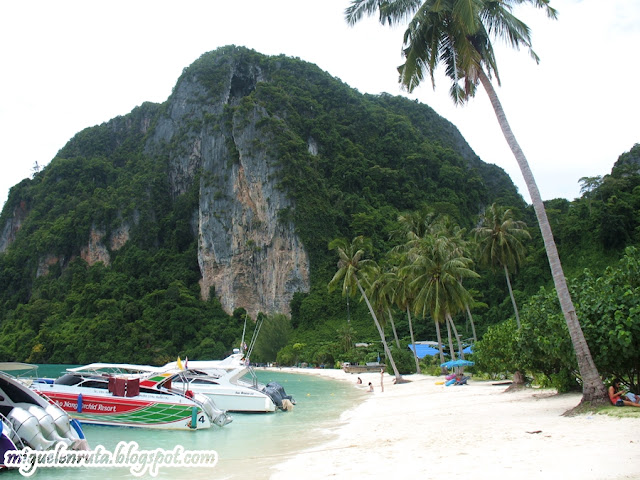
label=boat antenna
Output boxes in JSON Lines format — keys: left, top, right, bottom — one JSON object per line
{"left": 240, "top": 314, "right": 248, "bottom": 354}
{"left": 245, "top": 315, "right": 264, "bottom": 362}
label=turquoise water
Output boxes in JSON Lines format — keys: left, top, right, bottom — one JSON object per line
{"left": 4, "top": 366, "right": 364, "bottom": 480}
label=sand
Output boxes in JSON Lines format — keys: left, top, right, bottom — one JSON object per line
{"left": 268, "top": 368, "right": 640, "bottom": 480}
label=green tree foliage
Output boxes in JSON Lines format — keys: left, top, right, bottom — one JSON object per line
{"left": 576, "top": 247, "right": 640, "bottom": 390}
{"left": 252, "top": 313, "right": 292, "bottom": 363}
{"left": 475, "top": 247, "right": 640, "bottom": 392}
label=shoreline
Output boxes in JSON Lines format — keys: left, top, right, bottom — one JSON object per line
{"left": 267, "top": 367, "right": 639, "bottom": 480}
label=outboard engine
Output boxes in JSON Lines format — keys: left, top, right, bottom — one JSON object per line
{"left": 7, "top": 408, "right": 56, "bottom": 451}
{"left": 22, "top": 405, "right": 72, "bottom": 446}
{"left": 43, "top": 404, "right": 83, "bottom": 442}
{"left": 195, "top": 394, "right": 233, "bottom": 427}
{"left": 263, "top": 382, "right": 296, "bottom": 411}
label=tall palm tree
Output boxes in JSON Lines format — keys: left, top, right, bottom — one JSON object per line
{"left": 437, "top": 216, "right": 479, "bottom": 345}
{"left": 346, "top": 0, "right": 608, "bottom": 405}
{"left": 474, "top": 203, "right": 530, "bottom": 329}
{"left": 383, "top": 263, "right": 421, "bottom": 373}
{"left": 328, "top": 236, "right": 404, "bottom": 383}
{"left": 403, "top": 230, "right": 478, "bottom": 367}
{"left": 367, "top": 265, "right": 402, "bottom": 349}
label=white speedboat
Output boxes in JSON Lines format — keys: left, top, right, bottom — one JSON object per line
{"left": 32, "top": 365, "right": 232, "bottom": 430}
{"left": 162, "top": 352, "right": 295, "bottom": 413}
{"left": 0, "top": 363, "right": 87, "bottom": 468}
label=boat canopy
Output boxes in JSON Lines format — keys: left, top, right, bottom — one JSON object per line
{"left": 67, "top": 363, "right": 163, "bottom": 374}
{"left": 0, "top": 362, "right": 38, "bottom": 373}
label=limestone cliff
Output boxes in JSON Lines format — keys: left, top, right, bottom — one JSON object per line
{"left": 0, "top": 200, "right": 28, "bottom": 253}
{"left": 146, "top": 47, "right": 310, "bottom": 318}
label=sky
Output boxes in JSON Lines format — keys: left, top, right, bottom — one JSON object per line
{"left": 1, "top": 0, "right": 638, "bottom": 210}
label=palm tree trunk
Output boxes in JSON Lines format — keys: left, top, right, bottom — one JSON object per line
{"left": 459, "top": 277, "right": 478, "bottom": 343}
{"left": 346, "top": 295, "right": 350, "bottom": 323}
{"left": 504, "top": 264, "right": 522, "bottom": 329}
{"left": 466, "top": 304, "right": 478, "bottom": 343}
{"left": 445, "top": 318, "right": 456, "bottom": 361}
{"left": 435, "top": 319, "right": 446, "bottom": 373}
{"left": 357, "top": 280, "right": 403, "bottom": 383}
{"left": 407, "top": 306, "right": 421, "bottom": 374}
{"left": 387, "top": 307, "right": 401, "bottom": 349}
{"left": 446, "top": 313, "right": 465, "bottom": 360}
{"left": 478, "top": 68, "right": 608, "bottom": 405}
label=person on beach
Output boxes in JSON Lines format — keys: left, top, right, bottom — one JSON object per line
{"left": 609, "top": 379, "right": 640, "bottom": 407}
{"left": 356, "top": 377, "right": 362, "bottom": 385}
{"left": 624, "top": 390, "right": 640, "bottom": 403}
{"left": 368, "top": 382, "right": 374, "bottom": 392}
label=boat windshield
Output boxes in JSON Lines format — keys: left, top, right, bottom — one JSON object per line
{"left": 0, "top": 375, "right": 39, "bottom": 405}
{"left": 186, "top": 378, "right": 220, "bottom": 385}
{"left": 54, "top": 374, "right": 84, "bottom": 386}
{"left": 80, "top": 380, "right": 109, "bottom": 389}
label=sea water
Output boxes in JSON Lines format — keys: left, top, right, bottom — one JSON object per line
{"left": 5, "top": 366, "right": 364, "bottom": 480}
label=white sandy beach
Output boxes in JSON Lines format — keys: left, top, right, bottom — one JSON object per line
{"left": 268, "top": 368, "right": 639, "bottom": 480}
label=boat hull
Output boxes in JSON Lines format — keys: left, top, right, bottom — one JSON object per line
{"left": 342, "top": 364, "right": 385, "bottom": 374}
{"left": 197, "top": 388, "right": 276, "bottom": 413}
{"left": 34, "top": 388, "right": 210, "bottom": 431}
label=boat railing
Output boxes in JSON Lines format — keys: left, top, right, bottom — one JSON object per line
{"left": 246, "top": 365, "right": 259, "bottom": 389}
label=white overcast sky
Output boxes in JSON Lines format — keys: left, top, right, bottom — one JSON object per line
{"left": 1, "top": 0, "right": 638, "bottom": 210}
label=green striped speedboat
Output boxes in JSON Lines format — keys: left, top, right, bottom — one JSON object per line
{"left": 33, "top": 366, "right": 232, "bottom": 430}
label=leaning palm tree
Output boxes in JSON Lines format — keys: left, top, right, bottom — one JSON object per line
{"left": 474, "top": 203, "right": 530, "bottom": 329}
{"left": 346, "top": 0, "right": 608, "bottom": 405}
{"left": 328, "top": 236, "right": 404, "bottom": 383}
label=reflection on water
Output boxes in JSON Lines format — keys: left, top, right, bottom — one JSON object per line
{"left": 4, "top": 366, "right": 363, "bottom": 480}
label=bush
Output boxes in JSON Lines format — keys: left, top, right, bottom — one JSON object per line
{"left": 387, "top": 346, "right": 417, "bottom": 375}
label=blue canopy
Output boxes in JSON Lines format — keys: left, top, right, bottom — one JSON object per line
{"left": 440, "top": 359, "right": 475, "bottom": 368}
{"left": 408, "top": 344, "right": 473, "bottom": 358}
{"left": 408, "top": 344, "right": 441, "bottom": 358}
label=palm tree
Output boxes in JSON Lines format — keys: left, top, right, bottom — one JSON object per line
{"left": 437, "top": 216, "right": 479, "bottom": 345}
{"left": 367, "top": 265, "right": 402, "bottom": 349}
{"left": 337, "top": 323, "right": 357, "bottom": 353}
{"left": 328, "top": 236, "right": 404, "bottom": 383}
{"left": 383, "top": 263, "right": 421, "bottom": 373}
{"left": 403, "top": 229, "right": 478, "bottom": 368}
{"left": 474, "top": 203, "right": 530, "bottom": 329}
{"left": 346, "top": 0, "right": 608, "bottom": 405}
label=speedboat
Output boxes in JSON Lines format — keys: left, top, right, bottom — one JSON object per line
{"left": 32, "top": 365, "right": 232, "bottom": 430}
{"left": 0, "top": 363, "right": 87, "bottom": 468}
{"left": 162, "top": 352, "right": 295, "bottom": 413}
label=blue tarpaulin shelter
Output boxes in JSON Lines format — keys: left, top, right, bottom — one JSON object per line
{"left": 408, "top": 344, "right": 472, "bottom": 358}
{"left": 408, "top": 344, "right": 440, "bottom": 358}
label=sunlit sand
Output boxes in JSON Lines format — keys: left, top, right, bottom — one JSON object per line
{"left": 268, "top": 368, "right": 638, "bottom": 480}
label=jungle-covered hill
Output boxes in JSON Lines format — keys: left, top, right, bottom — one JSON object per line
{"left": 0, "top": 46, "right": 637, "bottom": 367}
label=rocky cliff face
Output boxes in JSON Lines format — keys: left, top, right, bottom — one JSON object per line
{"left": 0, "top": 200, "right": 28, "bottom": 253}
{"left": 146, "top": 48, "right": 310, "bottom": 318}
